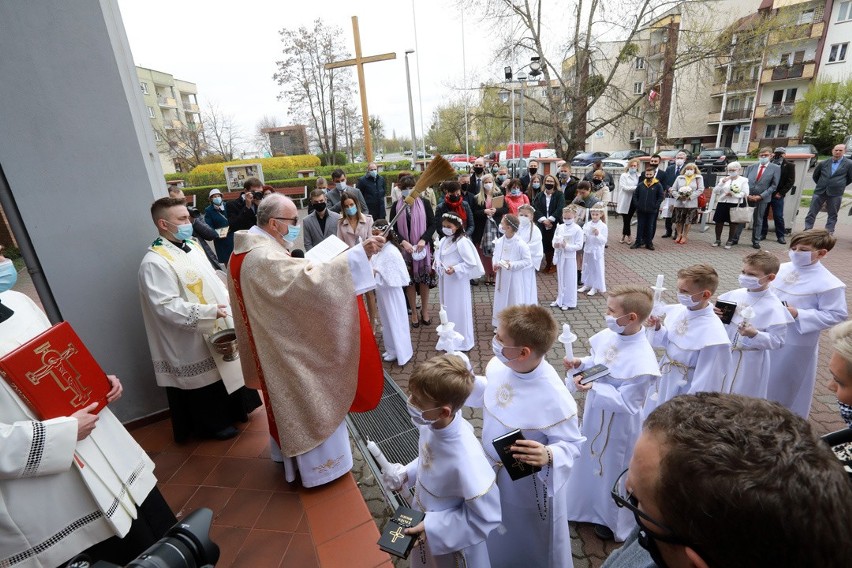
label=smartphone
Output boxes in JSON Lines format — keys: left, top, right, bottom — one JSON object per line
{"left": 716, "top": 300, "right": 737, "bottom": 325}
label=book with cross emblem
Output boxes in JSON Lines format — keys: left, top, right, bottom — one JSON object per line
{"left": 0, "top": 321, "right": 110, "bottom": 419}
{"left": 377, "top": 505, "right": 425, "bottom": 558}
{"left": 492, "top": 429, "right": 541, "bottom": 481}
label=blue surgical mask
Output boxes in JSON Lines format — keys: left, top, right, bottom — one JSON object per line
{"left": 0, "top": 260, "right": 17, "bottom": 293}
{"left": 758, "top": 156, "right": 769, "bottom": 165}
{"left": 211, "top": 196, "right": 223, "bottom": 205}
{"left": 367, "top": 170, "right": 377, "bottom": 178}
{"left": 629, "top": 167, "right": 637, "bottom": 174}
{"left": 282, "top": 224, "right": 301, "bottom": 243}
{"left": 511, "top": 189, "right": 521, "bottom": 196}
{"left": 336, "top": 181, "right": 346, "bottom": 190}
{"left": 532, "top": 183, "right": 541, "bottom": 190}
{"left": 170, "top": 222, "right": 193, "bottom": 241}
{"left": 345, "top": 205, "right": 358, "bottom": 217}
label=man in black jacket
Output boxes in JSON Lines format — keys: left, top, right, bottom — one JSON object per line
{"left": 356, "top": 162, "right": 386, "bottom": 220}
{"left": 226, "top": 177, "right": 260, "bottom": 233}
{"left": 760, "top": 147, "right": 796, "bottom": 244}
{"left": 630, "top": 166, "right": 665, "bottom": 250}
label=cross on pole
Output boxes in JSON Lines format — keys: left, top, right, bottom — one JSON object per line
{"left": 324, "top": 16, "right": 396, "bottom": 163}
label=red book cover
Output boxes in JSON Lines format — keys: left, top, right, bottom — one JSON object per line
{"left": 0, "top": 321, "right": 110, "bottom": 420}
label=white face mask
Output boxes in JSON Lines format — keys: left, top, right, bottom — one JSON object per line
{"left": 484, "top": 183, "right": 493, "bottom": 191}
{"left": 519, "top": 216, "right": 531, "bottom": 227}
{"left": 675, "top": 159, "right": 684, "bottom": 166}
{"left": 738, "top": 274, "right": 765, "bottom": 290}
{"left": 677, "top": 292, "right": 702, "bottom": 309}
{"left": 789, "top": 249, "right": 814, "bottom": 267}
{"left": 498, "top": 225, "right": 506, "bottom": 234}
{"left": 727, "top": 171, "right": 739, "bottom": 178}
{"left": 406, "top": 397, "right": 440, "bottom": 427}
{"left": 684, "top": 170, "right": 695, "bottom": 177}
{"left": 441, "top": 227, "right": 454, "bottom": 236}
{"left": 564, "top": 218, "right": 574, "bottom": 224}
{"left": 492, "top": 337, "right": 521, "bottom": 364}
{"left": 605, "top": 314, "right": 628, "bottom": 334}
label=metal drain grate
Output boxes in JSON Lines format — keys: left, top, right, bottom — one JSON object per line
{"left": 347, "top": 371, "right": 418, "bottom": 509}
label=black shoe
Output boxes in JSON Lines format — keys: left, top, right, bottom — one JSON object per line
{"left": 212, "top": 426, "right": 239, "bottom": 441}
{"left": 752, "top": 242, "right": 760, "bottom": 249}
{"left": 630, "top": 242, "right": 642, "bottom": 249}
{"left": 594, "top": 524, "right": 615, "bottom": 540}
{"left": 672, "top": 234, "right": 678, "bottom": 240}
{"left": 777, "top": 237, "right": 786, "bottom": 244}
{"left": 471, "top": 279, "right": 480, "bottom": 286}
{"left": 662, "top": 232, "right": 672, "bottom": 238}
{"left": 731, "top": 240, "right": 739, "bottom": 245}
{"left": 646, "top": 244, "right": 655, "bottom": 250}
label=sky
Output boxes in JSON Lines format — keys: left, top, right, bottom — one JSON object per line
{"left": 117, "top": 0, "right": 516, "bottom": 152}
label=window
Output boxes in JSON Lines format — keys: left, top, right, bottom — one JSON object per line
{"left": 798, "top": 9, "right": 814, "bottom": 24}
{"left": 751, "top": 66, "right": 760, "bottom": 81}
{"left": 765, "top": 124, "right": 777, "bottom": 138}
{"left": 153, "top": 131, "right": 161, "bottom": 141}
{"left": 629, "top": 130, "right": 636, "bottom": 140}
{"left": 139, "top": 81, "right": 148, "bottom": 94}
{"left": 840, "top": 1, "right": 851, "bottom": 22}
{"left": 772, "top": 90, "right": 784, "bottom": 103}
{"left": 778, "top": 123, "right": 789, "bottom": 137}
{"left": 635, "top": 57, "right": 645, "bottom": 70}
{"left": 147, "top": 106, "right": 154, "bottom": 118}
{"left": 780, "top": 53, "right": 790, "bottom": 66}
{"left": 828, "top": 42, "right": 849, "bottom": 63}
{"left": 785, "top": 88, "right": 797, "bottom": 102}
{"left": 634, "top": 81, "right": 643, "bottom": 95}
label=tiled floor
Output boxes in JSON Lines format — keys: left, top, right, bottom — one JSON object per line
{"left": 130, "top": 407, "right": 392, "bottom": 568}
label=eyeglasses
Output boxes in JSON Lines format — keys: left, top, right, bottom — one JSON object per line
{"left": 274, "top": 216, "right": 299, "bottom": 226}
{"left": 611, "top": 468, "right": 693, "bottom": 547}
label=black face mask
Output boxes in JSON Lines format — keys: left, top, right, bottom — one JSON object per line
{"left": 473, "top": 167, "right": 484, "bottom": 174}
{"left": 460, "top": 183, "right": 470, "bottom": 192}
{"left": 313, "top": 201, "right": 327, "bottom": 212}
{"left": 637, "top": 528, "right": 670, "bottom": 568}
{"left": 448, "top": 193, "right": 461, "bottom": 203}
{"left": 528, "top": 168, "right": 537, "bottom": 175}
{"left": 544, "top": 184, "right": 555, "bottom": 190}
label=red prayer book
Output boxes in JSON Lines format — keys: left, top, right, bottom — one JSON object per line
{"left": 0, "top": 321, "right": 110, "bottom": 419}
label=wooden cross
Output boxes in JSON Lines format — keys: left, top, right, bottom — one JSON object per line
{"left": 324, "top": 16, "right": 396, "bottom": 162}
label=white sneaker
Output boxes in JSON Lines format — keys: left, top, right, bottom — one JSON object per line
{"left": 587, "top": 288, "right": 598, "bottom": 296}
{"left": 550, "top": 301, "right": 559, "bottom": 307}
{"left": 561, "top": 305, "right": 570, "bottom": 311}
{"left": 382, "top": 352, "right": 396, "bottom": 362}
{"left": 577, "top": 285, "right": 589, "bottom": 293}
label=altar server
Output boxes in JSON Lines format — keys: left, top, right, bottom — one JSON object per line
{"left": 371, "top": 220, "right": 413, "bottom": 365}
{"left": 516, "top": 204, "right": 543, "bottom": 305}
{"left": 578, "top": 204, "right": 608, "bottom": 296}
{"left": 491, "top": 214, "right": 532, "bottom": 327}
{"left": 551, "top": 205, "right": 585, "bottom": 311}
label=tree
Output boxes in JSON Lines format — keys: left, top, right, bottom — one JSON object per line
{"left": 154, "top": 121, "right": 207, "bottom": 171}
{"left": 794, "top": 78, "right": 852, "bottom": 152}
{"left": 368, "top": 115, "right": 385, "bottom": 155}
{"left": 273, "top": 19, "right": 356, "bottom": 164}
{"left": 255, "top": 114, "right": 280, "bottom": 157}
{"left": 203, "top": 102, "right": 242, "bottom": 162}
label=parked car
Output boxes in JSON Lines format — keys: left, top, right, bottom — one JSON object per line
{"left": 600, "top": 159, "right": 629, "bottom": 174}
{"left": 571, "top": 151, "right": 610, "bottom": 167}
{"left": 451, "top": 161, "right": 471, "bottom": 172}
{"left": 657, "top": 149, "right": 695, "bottom": 162}
{"left": 844, "top": 135, "right": 852, "bottom": 159}
{"left": 607, "top": 149, "right": 648, "bottom": 160}
{"left": 784, "top": 144, "right": 818, "bottom": 169}
{"left": 694, "top": 147, "right": 738, "bottom": 173}
{"left": 403, "top": 150, "right": 413, "bottom": 156}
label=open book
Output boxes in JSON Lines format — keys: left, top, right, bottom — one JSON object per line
{"left": 304, "top": 234, "right": 349, "bottom": 264}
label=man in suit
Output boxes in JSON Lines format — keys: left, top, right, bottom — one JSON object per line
{"left": 469, "top": 157, "right": 488, "bottom": 197}
{"left": 661, "top": 151, "right": 687, "bottom": 238}
{"left": 303, "top": 189, "right": 341, "bottom": 251}
{"left": 760, "top": 147, "right": 796, "bottom": 244}
{"left": 355, "top": 162, "right": 386, "bottom": 221}
{"left": 805, "top": 144, "right": 852, "bottom": 234}
{"left": 734, "top": 147, "right": 781, "bottom": 249}
{"left": 533, "top": 178, "right": 566, "bottom": 273}
{"left": 326, "top": 169, "right": 368, "bottom": 214}
{"left": 520, "top": 159, "right": 539, "bottom": 190}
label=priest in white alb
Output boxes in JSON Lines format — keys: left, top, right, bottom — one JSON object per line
{"left": 228, "top": 194, "right": 384, "bottom": 487}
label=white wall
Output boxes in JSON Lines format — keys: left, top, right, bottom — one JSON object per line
{"left": 0, "top": 0, "right": 168, "bottom": 421}
{"left": 818, "top": 0, "right": 852, "bottom": 82}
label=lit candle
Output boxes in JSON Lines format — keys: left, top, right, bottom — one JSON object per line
{"left": 439, "top": 306, "right": 449, "bottom": 325}
{"left": 656, "top": 274, "right": 664, "bottom": 289}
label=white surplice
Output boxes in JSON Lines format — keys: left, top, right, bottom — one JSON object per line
{"left": 517, "top": 220, "right": 543, "bottom": 305}
{"left": 642, "top": 303, "right": 731, "bottom": 419}
{"left": 467, "top": 358, "right": 585, "bottom": 568}
{"left": 0, "top": 291, "right": 157, "bottom": 568}
{"left": 768, "top": 261, "right": 847, "bottom": 417}
{"left": 245, "top": 226, "right": 377, "bottom": 487}
{"left": 553, "top": 222, "right": 584, "bottom": 309}
{"left": 565, "top": 329, "right": 659, "bottom": 542}
{"left": 371, "top": 242, "right": 413, "bottom": 365}
{"left": 435, "top": 236, "right": 485, "bottom": 352}
{"left": 581, "top": 219, "right": 608, "bottom": 292}
{"left": 716, "top": 287, "right": 793, "bottom": 399}
{"left": 491, "top": 235, "right": 532, "bottom": 327}
{"left": 403, "top": 413, "right": 501, "bottom": 568}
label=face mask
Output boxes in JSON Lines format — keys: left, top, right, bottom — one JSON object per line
{"left": 336, "top": 181, "right": 346, "bottom": 190}
{"left": 313, "top": 201, "right": 327, "bottom": 212}
{"left": 511, "top": 189, "right": 521, "bottom": 196}
{"left": 498, "top": 225, "right": 506, "bottom": 234}
{"left": 211, "top": 196, "right": 223, "bottom": 205}
{"left": 677, "top": 292, "right": 702, "bottom": 309}
{"left": 401, "top": 189, "right": 412, "bottom": 197}
{"left": 758, "top": 157, "right": 769, "bottom": 165}
{"left": 448, "top": 194, "right": 461, "bottom": 203}
{"left": 519, "top": 216, "right": 531, "bottom": 227}
{"left": 564, "top": 218, "right": 574, "bottom": 224}
{"left": 0, "top": 260, "right": 17, "bottom": 293}
{"left": 406, "top": 399, "right": 440, "bottom": 427}
{"left": 484, "top": 183, "right": 493, "bottom": 191}
{"left": 558, "top": 172, "right": 568, "bottom": 179}
{"left": 675, "top": 159, "right": 684, "bottom": 167}
{"left": 605, "top": 314, "right": 628, "bottom": 334}
{"left": 474, "top": 166, "right": 484, "bottom": 174}
{"left": 492, "top": 336, "right": 520, "bottom": 364}
{"left": 629, "top": 167, "right": 637, "bottom": 174}
{"left": 738, "top": 274, "right": 765, "bottom": 290}
{"left": 728, "top": 171, "right": 738, "bottom": 178}
{"left": 645, "top": 174, "right": 654, "bottom": 179}
{"left": 345, "top": 205, "right": 358, "bottom": 216}
{"left": 650, "top": 163, "right": 659, "bottom": 169}
{"left": 497, "top": 175, "right": 507, "bottom": 183}
{"left": 280, "top": 224, "right": 301, "bottom": 243}
{"left": 637, "top": 529, "right": 670, "bottom": 568}
{"left": 441, "top": 226, "right": 454, "bottom": 236}
{"left": 460, "top": 183, "right": 470, "bottom": 192}
{"left": 545, "top": 184, "right": 555, "bottom": 191}
{"left": 789, "top": 249, "right": 814, "bottom": 267}
{"left": 169, "top": 222, "right": 193, "bottom": 241}
{"left": 528, "top": 168, "right": 537, "bottom": 175}
{"left": 532, "top": 183, "right": 541, "bottom": 190}
{"left": 684, "top": 170, "right": 695, "bottom": 177}
{"left": 367, "top": 170, "right": 377, "bottom": 178}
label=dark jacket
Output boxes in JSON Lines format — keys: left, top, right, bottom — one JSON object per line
{"left": 775, "top": 158, "right": 796, "bottom": 197}
{"left": 583, "top": 169, "right": 615, "bottom": 192}
{"left": 813, "top": 157, "right": 852, "bottom": 198}
{"left": 533, "top": 190, "right": 566, "bottom": 230}
{"left": 327, "top": 185, "right": 369, "bottom": 214}
{"left": 191, "top": 218, "right": 222, "bottom": 270}
{"left": 471, "top": 195, "right": 508, "bottom": 246}
{"left": 356, "top": 173, "right": 386, "bottom": 220}
{"left": 633, "top": 179, "right": 665, "bottom": 213}
{"left": 204, "top": 203, "right": 233, "bottom": 263}
{"left": 560, "top": 176, "right": 580, "bottom": 203}
{"left": 225, "top": 197, "right": 256, "bottom": 232}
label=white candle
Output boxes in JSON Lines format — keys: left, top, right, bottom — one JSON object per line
{"left": 367, "top": 440, "right": 392, "bottom": 472}
{"left": 656, "top": 274, "right": 664, "bottom": 289}
{"left": 439, "top": 306, "right": 448, "bottom": 325}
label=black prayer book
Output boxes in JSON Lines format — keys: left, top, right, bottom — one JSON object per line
{"left": 492, "top": 429, "right": 540, "bottom": 481}
{"left": 715, "top": 300, "right": 737, "bottom": 325}
{"left": 377, "top": 506, "right": 426, "bottom": 558}
{"left": 574, "top": 363, "right": 610, "bottom": 386}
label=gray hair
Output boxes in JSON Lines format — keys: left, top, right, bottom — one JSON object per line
{"left": 831, "top": 320, "right": 852, "bottom": 376}
{"left": 727, "top": 161, "right": 742, "bottom": 172}
{"left": 257, "top": 193, "right": 291, "bottom": 227}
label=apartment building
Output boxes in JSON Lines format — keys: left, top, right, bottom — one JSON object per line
{"left": 136, "top": 66, "right": 201, "bottom": 173}
{"left": 819, "top": 0, "right": 852, "bottom": 81}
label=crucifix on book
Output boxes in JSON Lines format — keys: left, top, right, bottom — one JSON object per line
{"left": 324, "top": 16, "right": 396, "bottom": 163}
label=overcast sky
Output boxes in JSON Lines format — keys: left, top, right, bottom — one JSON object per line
{"left": 117, "top": 0, "right": 519, "bottom": 151}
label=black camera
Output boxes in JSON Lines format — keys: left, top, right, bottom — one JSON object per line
{"left": 253, "top": 191, "right": 263, "bottom": 201}
{"left": 67, "top": 508, "right": 219, "bottom": 568}
{"left": 187, "top": 206, "right": 201, "bottom": 219}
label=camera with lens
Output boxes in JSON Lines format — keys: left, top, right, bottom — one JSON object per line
{"left": 187, "top": 206, "right": 201, "bottom": 219}
{"left": 66, "top": 508, "right": 219, "bottom": 568}
{"left": 252, "top": 191, "right": 263, "bottom": 201}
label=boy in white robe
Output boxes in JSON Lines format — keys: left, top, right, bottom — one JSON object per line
{"left": 642, "top": 264, "right": 731, "bottom": 419}
{"left": 371, "top": 220, "right": 413, "bottom": 365}
{"left": 468, "top": 305, "right": 585, "bottom": 568}
{"left": 768, "top": 230, "right": 847, "bottom": 417}
{"left": 491, "top": 214, "right": 532, "bottom": 327}
{"left": 517, "top": 205, "right": 543, "bottom": 305}
{"left": 564, "top": 285, "right": 660, "bottom": 542}
{"left": 382, "top": 354, "right": 501, "bottom": 567}
{"left": 434, "top": 213, "right": 485, "bottom": 352}
{"left": 551, "top": 205, "right": 585, "bottom": 310}
{"left": 716, "top": 251, "right": 793, "bottom": 398}
{"left": 578, "top": 204, "right": 608, "bottom": 296}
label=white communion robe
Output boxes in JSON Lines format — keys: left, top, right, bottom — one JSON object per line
{"left": 246, "top": 226, "right": 377, "bottom": 487}
{"left": 565, "top": 329, "right": 659, "bottom": 542}
{"left": 491, "top": 235, "right": 532, "bottom": 327}
{"left": 0, "top": 291, "right": 157, "bottom": 568}
{"left": 552, "top": 222, "right": 584, "bottom": 309}
{"left": 717, "top": 287, "right": 793, "bottom": 399}
{"left": 642, "top": 303, "right": 731, "bottom": 419}
{"left": 581, "top": 219, "right": 608, "bottom": 292}
{"left": 371, "top": 242, "right": 413, "bottom": 365}
{"left": 403, "top": 413, "right": 501, "bottom": 568}
{"left": 768, "top": 261, "right": 847, "bottom": 417}
{"left": 518, "top": 220, "right": 544, "bottom": 305}
{"left": 434, "top": 236, "right": 485, "bottom": 352}
{"left": 467, "top": 358, "right": 585, "bottom": 568}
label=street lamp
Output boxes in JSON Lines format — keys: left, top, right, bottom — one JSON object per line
{"left": 517, "top": 70, "right": 527, "bottom": 161}
{"left": 404, "top": 49, "right": 417, "bottom": 166}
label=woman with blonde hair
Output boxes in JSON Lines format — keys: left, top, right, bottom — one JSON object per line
{"left": 670, "top": 162, "right": 704, "bottom": 244}
{"left": 712, "top": 161, "right": 748, "bottom": 249}
{"left": 616, "top": 159, "right": 640, "bottom": 244}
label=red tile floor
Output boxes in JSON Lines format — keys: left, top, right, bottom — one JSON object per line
{"left": 130, "top": 406, "right": 393, "bottom": 568}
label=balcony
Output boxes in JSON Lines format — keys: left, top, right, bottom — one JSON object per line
{"left": 707, "top": 108, "right": 754, "bottom": 124}
{"left": 762, "top": 62, "right": 815, "bottom": 83}
{"left": 765, "top": 102, "right": 796, "bottom": 117}
{"left": 759, "top": 137, "right": 792, "bottom": 149}
{"left": 648, "top": 42, "right": 666, "bottom": 58}
{"left": 182, "top": 101, "right": 199, "bottom": 113}
{"left": 158, "top": 96, "right": 177, "bottom": 108}
{"left": 768, "top": 21, "right": 824, "bottom": 44}
{"left": 163, "top": 119, "right": 183, "bottom": 130}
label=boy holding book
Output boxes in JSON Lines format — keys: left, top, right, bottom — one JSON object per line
{"left": 381, "top": 354, "right": 501, "bottom": 567}
{"left": 467, "top": 305, "right": 584, "bottom": 567}
{"left": 564, "top": 285, "right": 660, "bottom": 542}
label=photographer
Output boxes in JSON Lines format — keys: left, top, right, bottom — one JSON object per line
{"left": 226, "top": 178, "right": 261, "bottom": 232}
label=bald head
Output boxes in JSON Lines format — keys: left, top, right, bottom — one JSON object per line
{"left": 257, "top": 193, "right": 295, "bottom": 227}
